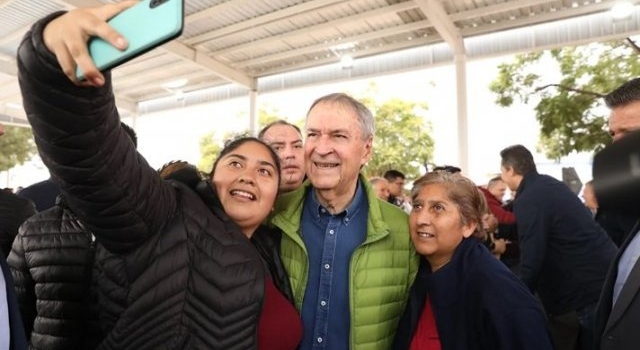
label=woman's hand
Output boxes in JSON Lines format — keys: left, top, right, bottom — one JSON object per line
{"left": 42, "top": 1, "right": 138, "bottom": 87}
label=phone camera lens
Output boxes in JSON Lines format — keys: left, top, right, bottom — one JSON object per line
{"left": 150, "top": 0, "right": 168, "bottom": 8}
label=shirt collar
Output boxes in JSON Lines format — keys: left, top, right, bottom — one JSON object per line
{"left": 307, "top": 179, "right": 365, "bottom": 223}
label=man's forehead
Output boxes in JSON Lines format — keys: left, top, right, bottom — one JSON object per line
{"left": 263, "top": 124, "right": 301, "bottom": 140}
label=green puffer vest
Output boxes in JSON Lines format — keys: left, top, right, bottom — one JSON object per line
{"left": 270, "top": 176, "right": 419, "bottom": 349}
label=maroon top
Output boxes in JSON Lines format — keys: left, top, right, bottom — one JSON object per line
{"left": 257, "top": 277, "right": 302, "bottom": 349}
{"left": 410, "top": 297, "right": 441, "bottom": 350}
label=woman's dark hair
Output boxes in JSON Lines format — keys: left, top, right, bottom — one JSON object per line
{"left": 209, "top": 137, "right": 282, "bottom": 192}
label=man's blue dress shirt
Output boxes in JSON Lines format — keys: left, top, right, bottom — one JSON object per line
{"left": 299, "top": 182, "right": 368, "bottom": 350}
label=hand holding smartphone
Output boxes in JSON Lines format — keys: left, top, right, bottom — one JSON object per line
{"left": 76, "top": 0, "right": 184, "bottom": 80}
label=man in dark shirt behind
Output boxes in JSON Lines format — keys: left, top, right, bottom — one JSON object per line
{"left": 500, "top": 144, "right": 617, "bottom": 350}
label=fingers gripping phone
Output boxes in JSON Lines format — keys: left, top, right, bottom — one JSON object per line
{"left": 76, "top": 0, "right": 184, "bottom": 80}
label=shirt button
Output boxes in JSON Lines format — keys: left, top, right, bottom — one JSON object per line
{"left": 324, "top": 264, "right": 330, "bottom": 270}
{"left": 317, "top": 337, "right": 323, "bottom": 343}
{"left": 329, "top": 230, "right": 334, "bottom": 235}
{"left": 321, "top": 208, "right": 326, "bottom": 213}
{"left": 320, "top": 300, "right": 327, "bottom": 306}
{"left": 345, "top": 217, "right": 350, "bottom": 222}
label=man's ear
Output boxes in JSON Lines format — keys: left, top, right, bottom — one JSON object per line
{"left": 361, "top": 137, "right": 373, "bottom": 165}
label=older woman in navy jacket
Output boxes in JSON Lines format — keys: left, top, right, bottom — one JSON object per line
{"left": 393, "top": 171, "right": 554, "bottom": 350}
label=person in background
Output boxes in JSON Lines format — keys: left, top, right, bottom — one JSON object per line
{"left": 259, "top": 120, "right": 306, "bottom": 193}
{"left": 369, "top": 176, "right": 390, "bottom": 201}
{"left": 8, "top": 122, "right": 137, "bottom": 350}
{"left": 0, "top": 122, "right": 37, "bottom": 257}
{"left": 480, "top": 176, "right": 520, "bottom": 272}
{"left": 432, "top": 165, "right": 462, "bottom": 174}
{"left": 393, "top": 170, "right": 553, "bottom": 350}
{"left": 16, "top": 178, "right": 60, "bottom": 212}
{"left": 17, "top": 3, "right": 301, "bottom": 349}
{"left": 582, "top": 181, "right": 598, "bottom": 216}
{"left": 483, "top": 176, "right": 515, "bottom": 224}
{"left": 384, "top": 169, "right": 412, "bottom": 213}
{"left": 0, "top": 124, "right": 29, "bottom": 350}
{"left": 500, "top": 144, "right": 616, "bottom": 350}
{"left": 594, "top": 77, "right": 640, "bottom": 350}
{"left": 582, "top": 180, "right": 629, "bottom": 248}
{"left": 271, "top": 93, "right": 418, "bottom": 349}
{"left": 157, "top": 160, "right": 204, "bottom": 186}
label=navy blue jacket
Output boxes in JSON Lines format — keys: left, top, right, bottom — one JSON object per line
{"left": 514, "top": 171, "right": 617, "bottom": 315}
{"left": 1, "top": 250, "right": 27, "bottom": 350}
{"left": 17, "top": 179, "right": 60, "bottom": 212}
{"left": 393, "top": 238, "right": 553, "bottom": 350}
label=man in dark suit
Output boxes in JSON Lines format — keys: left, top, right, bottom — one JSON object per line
{"left": 500, "top": 144, "right": 617, "bottom": 350}
{"left": 593, "top": 78, "right": 640, "bottom": 350}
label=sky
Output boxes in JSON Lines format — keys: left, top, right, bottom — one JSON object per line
{"left": 1, "top": 53, "right": 596, "bottom": 189}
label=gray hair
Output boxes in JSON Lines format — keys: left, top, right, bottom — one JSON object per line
{"left": 411, "top": 171, "right": 486, "bottom": 239}
{"left": 306, "top": 93, "right": 375, "bottom": 140}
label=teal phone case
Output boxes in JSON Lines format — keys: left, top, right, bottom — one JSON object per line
{"left": 76, "top": 0, "right": 184, "bottom": 80}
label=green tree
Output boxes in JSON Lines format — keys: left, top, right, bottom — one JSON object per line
{"left": 197, "top": 132, "right": 221, "bottom": 173}
{"left": 0, "top": 125, "right": 37, "bottom": 171}
{"left": 197, "top": 95, "right": 434, "bottom": 180}
{"left": 362, "top": 98, "right": 434, "bottom": 179}
{"left": 489, "top": 40, "right": 640, "bottom": 159}
{"left": 198, "top": 130, "right": 252, "bottom": 173}
{"left": 197, "top": 107, "right": 287, "bottom": 172}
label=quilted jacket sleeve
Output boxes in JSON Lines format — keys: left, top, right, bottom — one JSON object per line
{"left": 7, "top": 232, "right": 36, "bottom": 339}
{"left": 16, "top": 13, "right": 177, "bottom": 254}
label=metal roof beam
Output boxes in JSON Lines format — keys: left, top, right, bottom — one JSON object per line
{"left": 414, "top": 0, "right": 464, "bottom": 53}
{"left": 256, "top": 37, "right": 435, "bottom": 76}
{"left": 0, "top": 60, "right": 17, "bottom": 76}
{"left": 236, "top": 20, "right": 432, "bottom": 68}
{"left": 115, "top": 97, "right": 138, "bottom": 114}
{"left": 210, "top": 1, "right": 418, "bottom": 56}
{"left": 161, "top": 41, "right": 255, "bottom": 89}
{"left": 0, "top": 24, "right": 30, "bottom": 45}
{"left": 451, "top": 0, "right": 556, "bottom": 21}
{"left": 462, "top": 0, "right": 624, "bottom": 37}
{"left": 187, "top": 0, "right": 349, "bottom": 45}
{"left": 185, "top": 0, "right": 254, "bottom": 25}
{"left": 56, "top": 0, "right": 254, "bottom": 88}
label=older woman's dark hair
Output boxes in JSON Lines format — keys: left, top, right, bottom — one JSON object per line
{"left": 411, "top": 171, "right": 486, "bottom": 239}
{"left": 209, "top": 137, "right": 282, "bottom": 192}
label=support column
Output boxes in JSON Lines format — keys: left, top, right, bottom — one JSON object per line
{"left": 249, "top": 89, "right": 258, "bottom": 135}
{"left": 454, "top": 53, "right": 469, "bottom": 174}
{"left": 130, "top": 112, "right": 138, "bottom": 129}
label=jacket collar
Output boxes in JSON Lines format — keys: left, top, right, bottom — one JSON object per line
{"left": 270, "top": 174, "right": 393, "bottom": 243}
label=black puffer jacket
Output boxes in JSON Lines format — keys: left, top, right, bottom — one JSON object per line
{"left": 8, "top": 196, "right": 103, "bottom": 350}
{"left": 18, "top": 14, "right": 292, "bottom": 350}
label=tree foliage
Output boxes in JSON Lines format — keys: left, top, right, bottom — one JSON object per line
{"left": 197, "top": 108, "right": 290, "bottom": 172}
{"left": 197, "top": 94, "right": 435, "bottom": 180}
{"left": 361, "top": 97, "right": 434, "bottom": 180}
{"left": 0, "top": 125, "right": 37, "bottom": 171}
{"left": 489, "top": 40, "right": 640, "bottom": 159}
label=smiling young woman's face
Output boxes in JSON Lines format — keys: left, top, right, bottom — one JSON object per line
{"left": 212, "top": 140, "right": 279, "bottom": 237}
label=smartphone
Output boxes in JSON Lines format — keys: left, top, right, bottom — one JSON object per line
{"left": 76, "top": 0, "right": 184, "bottom": 80}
